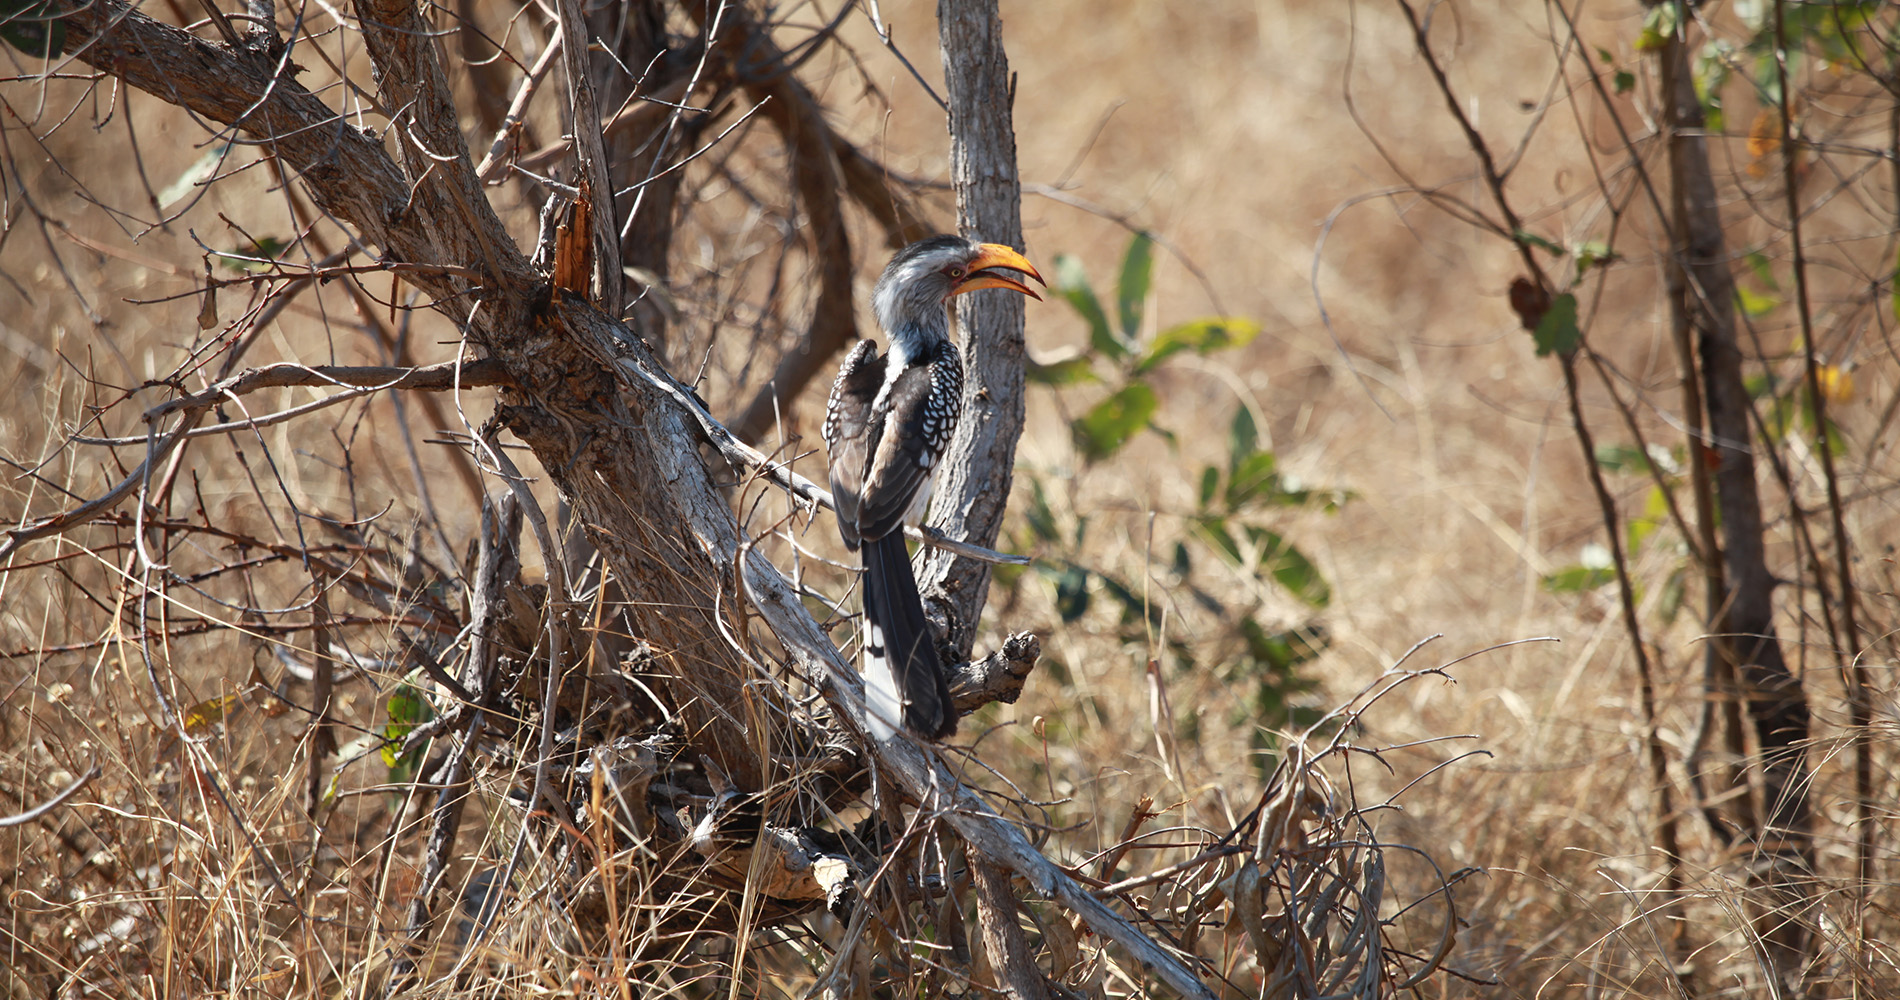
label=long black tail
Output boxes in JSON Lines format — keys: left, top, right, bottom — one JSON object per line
{"left": 860, "top": 532, "right": 957, "bottom": 740}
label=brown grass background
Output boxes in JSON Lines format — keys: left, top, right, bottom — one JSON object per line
{"left": 3, "top": 0, "right": 1896, "bottom": 995}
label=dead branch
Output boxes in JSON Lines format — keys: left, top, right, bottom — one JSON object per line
{"left": 836, "top": 134, "right": 936, "bottom": 249}
{"left": 0, "top": 763, "right": 99, "bottom": 828}
{"left": 472, "top": 27, "right": 562, "bottom": 183}
{"left": 2, "top": 360, "right": 510, "bottom": 559}
{"left": 716, "top": 3, "right": 862, "bottom": 445}
{"left": 552, "top": 0, "right": 620, "bottom": 318}
{"left": 39, "top": 2, "right": 1208, "bottom": 995}
{"left": 972, "top": 855, "right": 1051, "bottom": 1000}
{"left": 626, "top": 348, "right": 1025, "bottom": 565}
{"left": 547, "top": 293, "right": 1212, "bottom": 994}
{"left": 948, "top": 631, "right": 1041, "bottom": 711}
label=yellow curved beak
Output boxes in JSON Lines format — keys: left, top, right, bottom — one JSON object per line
{"left": 951, "top": 243, "right": 1045, "bottom": 300}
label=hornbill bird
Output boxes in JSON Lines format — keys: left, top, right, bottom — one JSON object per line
{"left": 824, "top": 236, "right": 1043, "bottom": 741}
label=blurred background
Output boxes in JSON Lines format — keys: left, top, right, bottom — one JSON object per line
{"left": 3, "top": 0, "right": 1897, "bottom": 995}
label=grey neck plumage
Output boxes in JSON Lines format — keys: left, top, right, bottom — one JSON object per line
{"left": 873, "top": 271, "right": 954, "bottom": 372}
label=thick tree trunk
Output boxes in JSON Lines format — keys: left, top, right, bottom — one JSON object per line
{"left": 922, "top": 0, "right": 1031, "bottom": 662}
{"left": 1659, "top": 17, "right": 1814, "bottom": 986}
{"left": 44, "top": 3, "right": 1220, "bottom": 993}
{"left": 928, "top": 7, "right": 1049, "bottom": 992}
{"left": 61, "top": 0, "right": 769, "bottom": 785}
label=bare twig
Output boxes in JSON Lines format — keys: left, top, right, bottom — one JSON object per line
{"left": 617, "top": 344, "right": 1026, "bottom": 566}
{"left": 1773, "top": 0, "right": 1871, "bottom": 893}
{"left": 0, "top": 763, "right": 100, "bottom": 828}
{"left": 717, "top": 3, "right": 862, "bottom": 445}
{"left": 474, "top": 25, "right": 562, "bottom": 182}
{"left": 1386, "top": 0, "right": 1691, "bottom": 970}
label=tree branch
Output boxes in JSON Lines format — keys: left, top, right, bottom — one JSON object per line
{"left": 716, "top": 3, "right": 860, "bottom": 445}
{"left": 919, "top": 0, "right": 1032, "bottom": 663}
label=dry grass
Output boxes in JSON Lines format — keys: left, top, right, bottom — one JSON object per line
{"left": 3, "top": 0, "right": 1898, "bottom": 997}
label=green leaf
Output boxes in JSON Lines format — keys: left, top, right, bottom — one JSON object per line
{"left": 1170, "top": 541, "right": 1192, "bottom": 577}
{"left": 1763, "top": 392, "right": 1797, "bottom": 444}
{"left": 1245, "top": 526, "right": 1330, "bottom": 607}
{"left": 1034, "top": 655, "right": 1071, "bottom": 687}
{"left": 1227, "top": 451, "right": 1283, "bottom": 510}
{"left": 387, "top": 684, "right": 433, "bottom": 726}
{"left": 1023, "top": 477, "right": 1060, "bottom": 544}
{"left": 1595, "top": 46, "right": 1615, "bottom": 64}
{"left": 1572, "top": 239, "right": 1619, "bottom": 277}
{"left": 1513, "top": 229, "right": 1564, "bottom": 256}
{"left": 1048, "top": 562, "right": 1091, "bottom": 623}
{"left": 381, "top": 684, "right": 434, "bottom": 771}
{"left": 182, "top": 693, "right": 244, "bottom": 736}
{"left": 1135, "top": 317, "right": 1262, "bottom": 374}
{"left": 1773, "top": 2, "right": 1881, "bottom": 63}
{"left": 220, "top": 236, "right": 292, "bottom": 273}
{"left": 1096, "top": 570, "right": 1158, "bottom": 628}
{"left": 385, "top": 744, "right": 423, "bottom": 783}
{"left": 1736, "top": 284, "right": 1780, "bottom": 318}
{"left": 1186, "top": 582, "right": 1225, "bottom": 617}
{"left": 1531, "top": 292, "right": 1580, "bottom": 357}
{"left": 1635, "top": 2, "right": 1677, "bottom": 52}
{"left": 1810, "top": 415, "right": 1848, "bottom": 459}
{"left": 1738, "top": 253, "right": 1780, "bottom": 315}
{"left": 1026, "top": 353, "right": 1098, "bottom": 386}
{"left": 1198, "top": 465, "right": 1220, "bottom": 510}
{"left": 1593, "top": 443, "right": 1651, "bottom": 474}
{"left": 1751, "top": 50, "right": 1783, "bottom": 108}
{"left": 1194, "top": 516, "right": 1244, "bottom": 566}
{"left": 1694, "top": 39, "right": 1734, "bottom": 134}
{"left": 1238, "top": 618, "right": 1330, "bottom": 673}
{"left": 1658, "top": 566, "right": 1687, "bottom": 625}
{"left": 1541, "top": 565, "right": 1614, "bottom": 593}
{"left": 1745, "top": 250, "right": 1779, "bottom": 289}
{"left": 1228, "top": 406, "right": 1258, "bottom": 473}
{"left": 991, "top": 562, "right": 1026, "bottom": 595}
{"left": 1225, "top": 612, "right": 1330, "bottom": 740}
{"left": 0, "top": 0, "right": 63, "bottom": 59}
{"left": 1071, "top": 383, "right": 1158, "bottom": 462}
{"left": 1613, "top": 70, "right": 1635, "bottom": 94}
{"left": 1117, "top": 232, "right": 1155, "bottom": 341}
{"left": 1627, "top": 485, "right": 1669, "bottom": 555}
{"left": 1054, "top": 254, "right": 1123, "bottom": 360}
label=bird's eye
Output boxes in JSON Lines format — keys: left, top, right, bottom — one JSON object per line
{"left": 947, "top": 267, "right": 964, "bottom": 278}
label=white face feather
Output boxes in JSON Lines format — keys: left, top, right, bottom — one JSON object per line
{"left": 872, "top": 240, "right": 973, "bottom": 364}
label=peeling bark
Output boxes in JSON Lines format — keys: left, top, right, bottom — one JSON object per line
{"left": 922, "top": 0, "right": 1031, "bottom": 662}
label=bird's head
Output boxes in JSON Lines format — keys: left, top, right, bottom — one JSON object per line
{"left": 872, "top": 235, "right": 1044, "bottom": 338}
